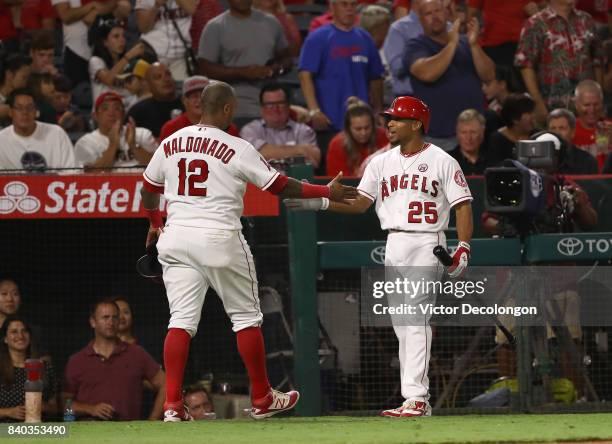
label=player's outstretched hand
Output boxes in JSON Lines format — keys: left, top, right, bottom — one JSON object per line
{"left": 284, "top": 198, "right": 327, "bottom": 211}
{"left": 328, "top": 172, "right": 358, "bottom": 203}
{"left": 447, "top": 241, "right": 470, "bottom": 279}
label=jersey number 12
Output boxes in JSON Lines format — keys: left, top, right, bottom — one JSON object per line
{"left": 177, "top": 158, "right": 209, "bottom": 196}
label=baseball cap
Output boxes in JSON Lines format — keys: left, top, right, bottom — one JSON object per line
{"left": 182, "top": 75, "right": 209, "bottom": 96}
{"left": 95, "top": 91, "right": 124, "bottom": 111}
{"left": 117, "top": 58, "right": 151, "bottom": 80}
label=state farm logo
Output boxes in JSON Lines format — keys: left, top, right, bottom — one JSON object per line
{"left": 44, "top": 181, "right": 145, "bottom": 214}
{"left": 370, "top": 246, "right": 386, "bottom": 265}
{"left": 557, "top": 237, "right": 584, "bottom": 256}
{"left": 0, "top": 181, "right": 41, "bottom": 214}
{"left": 0, "top": 179, "right": 153, "bottom": 217}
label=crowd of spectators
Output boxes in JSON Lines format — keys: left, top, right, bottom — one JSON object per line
{"left": 0, "top": 279, "right": 219, "bottom": 422}
{"left": 0, "top": 0, "right": 610, "bottom": 176}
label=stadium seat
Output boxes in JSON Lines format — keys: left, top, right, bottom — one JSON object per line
{"left": 260, "top": 286, "right": 337, "bottom": 391}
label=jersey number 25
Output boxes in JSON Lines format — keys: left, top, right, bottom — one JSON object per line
{"left": 177, "top": 158, "right": 209, "bottom": 196}
{"left": 408, "top": 201, "right": 438, "bottom": 224}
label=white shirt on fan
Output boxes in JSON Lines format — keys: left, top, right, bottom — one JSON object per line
{"left": 75, "top": 127, "right": 158, "bottom": 169}
{"left": 358, "top": 144, "right": 473, "bottom": 232}
{"left": 143, "top": 125, "right": 279, "bottom": 230}
{"left": 135, "top": 0, "right": 192, "bottom": 60}
{"left": 51, "top": 0, "right": 92, "bottom": 60}
{"left": 0, "top": 122, "right": 77, "bottom": 171}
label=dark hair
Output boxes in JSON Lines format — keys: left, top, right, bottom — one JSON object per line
{"left": 494, "top": 65, "right": 525, "bottom": 93}
{"left": 493, "top": 65, "right": 511, "bottom": 84}
{"left": 500, "top": 93, "right": 535, "bottom": 128}
{"left": 7, "top": 88, "right": 34, "bottom": 108}
{"left": 342, "top": 97, "right": 377, "bottom": 170}
{"left": 91, "top": 17, "right": 126, "bottom": 69}
{"left": 184, "top": 383, "right": 214, "bottom": 409}
{"left": 0, "top": 276, "right": 18, "bottom": 288}
{"left": 26, "top": 72, "right": 54, "bottom": 101}
{"left": 111, "top": 296, "right": 132, "bottom": 317}
{"left": 53, "top": 75, "right": 72, "bottom": 94}
{"left": 111, "top": 296, "right": 130, "bottom": 306}
{"left": 259, "top": 82, "right": 291, "bottom": 105}
{"left": 89, "top": 298, "right": 119, "bottom": 318}
{"left": 29, "top": 30, "right": 55, "bottom": 52}
{"left": 0, "top": 315, "right": 38, "bottom": 387}
{"left": 0, "top": 54, "right": 32, "bottom": 85}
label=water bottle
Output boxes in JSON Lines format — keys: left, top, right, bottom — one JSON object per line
{"left": 63, "top": 399, "right": 76, "bottom": 422}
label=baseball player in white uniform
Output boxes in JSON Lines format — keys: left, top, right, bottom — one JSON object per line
{"left": 286, "top": 96, "right": 473, "bottom": 417}
{"left": 140, "top": 81, "right": 357, "bottom": 421}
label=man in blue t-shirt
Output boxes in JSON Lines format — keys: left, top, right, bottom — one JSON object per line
{"left": 298, "top": 0, "right": 385, "bottom": 133}
{"left": 404, "top": 0, "right": 495, "bottom": 151}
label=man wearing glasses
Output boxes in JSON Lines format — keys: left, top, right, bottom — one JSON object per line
{"left": 240, "top": 82, "right": 320, "bottom": 168}
{"left": 0, "top": 89, "right": 77, "bottom": 173}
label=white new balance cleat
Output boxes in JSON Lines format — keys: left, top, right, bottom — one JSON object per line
{"left": 163, "top": 401, "right": 194, "bottom": 422}
{"left": 249, "top": 389, "right": 300, "bottom": 420}
{"left": 381, "top": 400, "right": 432, "bottom": 418}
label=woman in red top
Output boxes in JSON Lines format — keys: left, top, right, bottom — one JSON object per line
{"left": 326, "top": 97, "right": 388, "bottom": 177}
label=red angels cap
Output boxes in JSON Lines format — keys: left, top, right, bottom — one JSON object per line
{"left": 182, "top": 76, "right": 210, "bottom": 96}
{"left": 94, "top": 91, "right": 124, "bottom": 111}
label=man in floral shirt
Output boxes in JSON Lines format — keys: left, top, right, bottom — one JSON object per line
{"left": 515, "top": 0, "right": 603, "bottom": 124}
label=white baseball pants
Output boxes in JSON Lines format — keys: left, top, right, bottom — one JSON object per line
{"left": 385, "top": 231, "right": 445, "bottom": 402}
{"left": 156, "top": 225, "right": 263, "bottom": 337}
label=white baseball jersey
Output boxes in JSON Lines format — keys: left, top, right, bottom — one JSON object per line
{"left": 143, "top": 125, "right": 279, "bottom": 230}
{"left": 358, "top": 143, "right": 472, "bottom": 232}
{"left": 0, "top": 122, "right": 77, "bottom": 171}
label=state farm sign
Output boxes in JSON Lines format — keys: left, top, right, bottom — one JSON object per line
{"left": 0, "top": 174, "right": 278, "bottom": 219}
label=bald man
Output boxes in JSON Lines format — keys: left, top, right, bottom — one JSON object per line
{"left": 127, "top": 63, "right": 184, "bottom": 139}
{"left": 404, "top": 0, "right": 494, "bottom": 150}
{"left": 140, "top": 80, "right": 358, "bottom": 421}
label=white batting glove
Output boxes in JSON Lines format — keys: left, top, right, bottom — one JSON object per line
{"left": 447, "top": 241, "right": 470, "bottom": 279}
{"left": 283, "top": 198, "right": 329, "bottom": 211}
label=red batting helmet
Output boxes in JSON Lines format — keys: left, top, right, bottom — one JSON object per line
{"left": 382, "top": 96, "right": 430, "bottom": 133}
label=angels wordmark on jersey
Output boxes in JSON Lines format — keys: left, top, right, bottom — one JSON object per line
{"left": 357, "top": 143, "right": 472, "bottom": 232}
